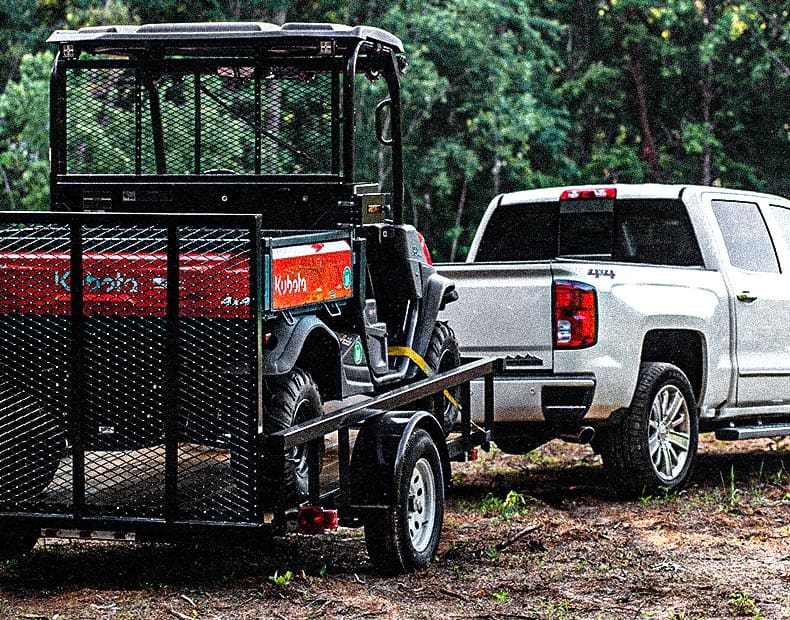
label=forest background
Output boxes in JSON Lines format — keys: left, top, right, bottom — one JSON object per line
{"left": 0, "top": 0, "right": 787, "bottom": 261}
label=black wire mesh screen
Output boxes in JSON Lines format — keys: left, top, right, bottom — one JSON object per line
{"left": 0, "top": 219, "right": 259, "bottom": 523}
{"left": 65, "top": 65, "right": 336, "bottom": 176}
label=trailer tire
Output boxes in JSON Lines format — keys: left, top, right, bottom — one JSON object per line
{"left": 0, "top": 382, "right": 64, "bottom": 502}
{"left": 420, "top": 322, "right": 461, "bottom": 435}
{"left": 364, "top": 429, "right": 444, "bottom": 573}
{"left": 0, "top": 528, "right": 39, "bottom": 561}
{"left": 600, "top": 363, "right": 698, "bottom": 497}
{"left": 260, "top": 368, "right": 323, "bottom": 506}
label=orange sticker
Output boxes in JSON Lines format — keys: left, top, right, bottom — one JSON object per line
{"left": 271, "top": 241, "right": 353, "bottom": 310}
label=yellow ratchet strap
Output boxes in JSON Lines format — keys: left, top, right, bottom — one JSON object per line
{"left": 387, "top": 346, "right": 461, "bottom": 411}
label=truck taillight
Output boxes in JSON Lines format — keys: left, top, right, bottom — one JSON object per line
{"left": 559, "top": 187, "right": 617, "bottom": 200}
{"left": 553, "top": 280, "right": 597, "bottom": 349}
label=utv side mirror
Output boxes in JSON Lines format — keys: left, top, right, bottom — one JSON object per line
{"left": 375, "top": 99, "right": 393, "bottom": 146}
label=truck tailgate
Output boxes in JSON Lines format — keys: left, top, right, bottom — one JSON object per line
{"left": 436, "top": 262, "right": 553, "bottom": 371}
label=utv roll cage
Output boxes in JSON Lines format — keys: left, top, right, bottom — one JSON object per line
{"left": 47, "top": 22, "right": 406, "bottom": 225}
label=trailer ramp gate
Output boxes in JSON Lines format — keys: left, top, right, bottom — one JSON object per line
{"left": 0, "top": 212, "right": 264, "bottom": 532}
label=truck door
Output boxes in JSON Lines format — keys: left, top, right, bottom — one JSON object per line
{"left": 710, "top": 198, "right": 790, "bottom": 405}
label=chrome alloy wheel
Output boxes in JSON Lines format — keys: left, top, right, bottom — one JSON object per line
{"left": 648, "top": 384, "right": 691, "bottom": 483}
{"left": 406, "top": 457, "right": 437, "bottom": 553}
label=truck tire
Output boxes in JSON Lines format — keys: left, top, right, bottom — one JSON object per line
{"left": 364, "top": 429, "right": 444, "bottom": 573}
{"left": 260, "top": 368, "right": 323, "bottom": 506}
{"left": 0, "top": 528, "right": 39, "bottom": 561}
{"left": 421, "top": 322, "right": 461, "bottom": 435}
{"left": 0, "top": 382, "right": 64, "bottom": 502}
{"left": 600, "top": 362, "right": 698, "bottom": 497}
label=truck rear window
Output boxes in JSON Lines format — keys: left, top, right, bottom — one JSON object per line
{"left": 474, "top": 198, "right": 703, "bottom": 267}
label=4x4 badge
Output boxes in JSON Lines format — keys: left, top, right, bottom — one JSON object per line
{"left": 588, "top": 268, "right": 615, "bottom": 279}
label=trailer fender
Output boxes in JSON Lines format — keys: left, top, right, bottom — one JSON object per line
{"left": 261, "top": 316, "right": 342, "bottom": 396}
{"left": 349, "top": 409, "right": 450, "bottom": 509}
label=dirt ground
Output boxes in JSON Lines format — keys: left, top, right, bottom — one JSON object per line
{"left": 1, "top": 435, "right": 788, "bottom": 620}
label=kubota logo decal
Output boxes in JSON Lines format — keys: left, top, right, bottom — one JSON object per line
{"left": 274, "top": 273, "right": 308, "bottom": 296}
{"left": 55, "top": 270, "right": 139, "bottom": 293}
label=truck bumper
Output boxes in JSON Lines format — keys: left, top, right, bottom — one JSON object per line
{"left": 469, "top": 373, "right": 596, "bottom": 427}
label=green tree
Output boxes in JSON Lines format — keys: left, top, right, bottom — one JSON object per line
{"left": 0, "top": 51, "right": 53, "bottom": 210}
{"left": 363, "top": 0, "right": 570, "bottom": 260}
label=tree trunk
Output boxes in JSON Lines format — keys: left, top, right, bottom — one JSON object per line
{"left": 626, "top": 53, "right": 659, "bottom": 181}
{"left": 700, "top": 0, "right": 714, "bottom": 185}
{"left": 449, "top": 178, "right": 467, "bottom": 262}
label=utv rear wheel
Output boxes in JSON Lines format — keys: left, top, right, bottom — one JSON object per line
{"left": 600, "top": 363, "right": 698, "bottom": 497}
{"left": 364, "top": 429, "right": 444, "bottom": 573}
{"left": 260, "top": 368, "right": 324, "bottom": 506}
{"left": 0, "top": 382, "right": 64, "bottom": 502}
{"left": 421, "top": 322, "right": 461, "bottom": 435}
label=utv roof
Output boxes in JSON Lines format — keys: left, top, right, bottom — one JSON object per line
{"left": 47, "top": 22, "right": 404, "bottom": 53}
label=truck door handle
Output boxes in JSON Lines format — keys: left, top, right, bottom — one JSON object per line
{"left": 736, "top": 291, "right": 757, "bottom": 303}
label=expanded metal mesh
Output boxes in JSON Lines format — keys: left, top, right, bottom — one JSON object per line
{"left": 0, "top": 220, "right": 259, "bottom": 523}
{"left": 65, "top": 65, "right": 335, "bottom": 176}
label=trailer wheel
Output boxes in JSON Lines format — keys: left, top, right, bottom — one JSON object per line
{"left": 364, "top": 429, "right": 444, "bottom": 573}
{"left": 421, "top": 322, "right": 461, "bottom": 435}
{"left": 260, "top": 368, "right": 323, "bottom": 505}
{"left": 0, "top": 528, "right": 39, "bottom": 561}
{"left": 0, "top": 382, "right": 64, "bottom": 502}
{"left": 600, "top": 363, "right": 698, "bottom": 497}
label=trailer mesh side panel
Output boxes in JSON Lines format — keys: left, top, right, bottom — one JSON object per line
{"left": 0, "top": 224, "right": 71, "bottom": 509}
{"left": 0, "top": 220, "right": 259, "bottom": 523}
{"left": 65, "top": 66, "right": 335, "bottom": 176}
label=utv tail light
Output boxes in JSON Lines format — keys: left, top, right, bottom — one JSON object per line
{"left": 553, "top": 280, "right": 597, "bottom": 349}
{"left": 416, "top": 232, "right": 433, "bottom": 265}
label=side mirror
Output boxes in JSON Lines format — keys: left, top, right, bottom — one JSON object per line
{"left": 375, "top": 99, "right": 393, "bottom": 146}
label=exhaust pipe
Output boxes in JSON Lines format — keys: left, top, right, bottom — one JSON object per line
{"left": 558, "top": 426, "right": 595, "bottom": 444}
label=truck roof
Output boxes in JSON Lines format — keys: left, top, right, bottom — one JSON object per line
{"left": 47, "top": 21, "right": 404, "bottom": 54}
{"left": 497, "top": 183, "right": 789, "bottom": 206}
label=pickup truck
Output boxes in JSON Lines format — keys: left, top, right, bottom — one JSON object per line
{"left": 439, "top": 183, "right": 790, "bottom": 496}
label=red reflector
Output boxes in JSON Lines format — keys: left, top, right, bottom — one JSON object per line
{"left": 559, "top": 187, "right": 617, "bottom": 201}
{"left": 469, "top": 448, "right": 479, "bottom": 461}
{"left": 297, "top": 506, "right": 339, "bottom": 535}
{"left": 554, "top": 280, "right": 597, "bottom": 349}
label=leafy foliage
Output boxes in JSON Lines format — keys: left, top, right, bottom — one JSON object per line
{"left": 0, "top": 0, "right": 787, "bottom": 259}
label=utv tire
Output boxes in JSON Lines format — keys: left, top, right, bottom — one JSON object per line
{"left": 260, "top": 368, "right": 323, "bottom": 506}
{"left": 0, "top": 382, "right": 64, "bottom": 502}
{"left": 0, "top": 528, "right": 39, "bottom": 561}
{"left": 600, "top": 363, "right": 698, "bottom": 497}
{"left": 364, "top": 430, "right": 444, "bottom": 573}
{"left": 421, "top": 322, "right": 461, "bottom": 435}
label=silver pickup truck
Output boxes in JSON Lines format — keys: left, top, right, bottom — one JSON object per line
{"left": 438, "top": 184, "right": 790, "bottom": 496}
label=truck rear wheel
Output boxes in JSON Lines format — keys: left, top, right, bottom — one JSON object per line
{"left": 601, "top": 362, "right": 698, "bottom": 497}
{"left": 422, "top": 322, "right": 461, "bottom": 435}
{"left": 0, "top": 382, "right": 64, "bottom": 502}
{"left": 260, "top": 368, "right": 323, "bottom": 505}
{"left": 364, "top": 429, "right": 444, "bottom": 573}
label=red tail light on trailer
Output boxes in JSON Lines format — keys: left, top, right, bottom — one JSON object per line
{"left": 553, "top": 280, "right": 597, "bottom": 349}
{"left": 297, "top": 506, "right": 339, "bottom": 535}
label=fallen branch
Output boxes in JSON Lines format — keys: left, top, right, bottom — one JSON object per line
{"left": 440, "top": 587, "right": 469, "bottom": 602}
{"left": 495, "top": 523, "right": 542, "bottom": 552}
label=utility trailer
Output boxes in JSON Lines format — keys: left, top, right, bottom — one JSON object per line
{"left": 0, "top": 22, "right": 496, "bottom": 573}
{"left": 0, "top": 210, "right": 496, "bottom": 573}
